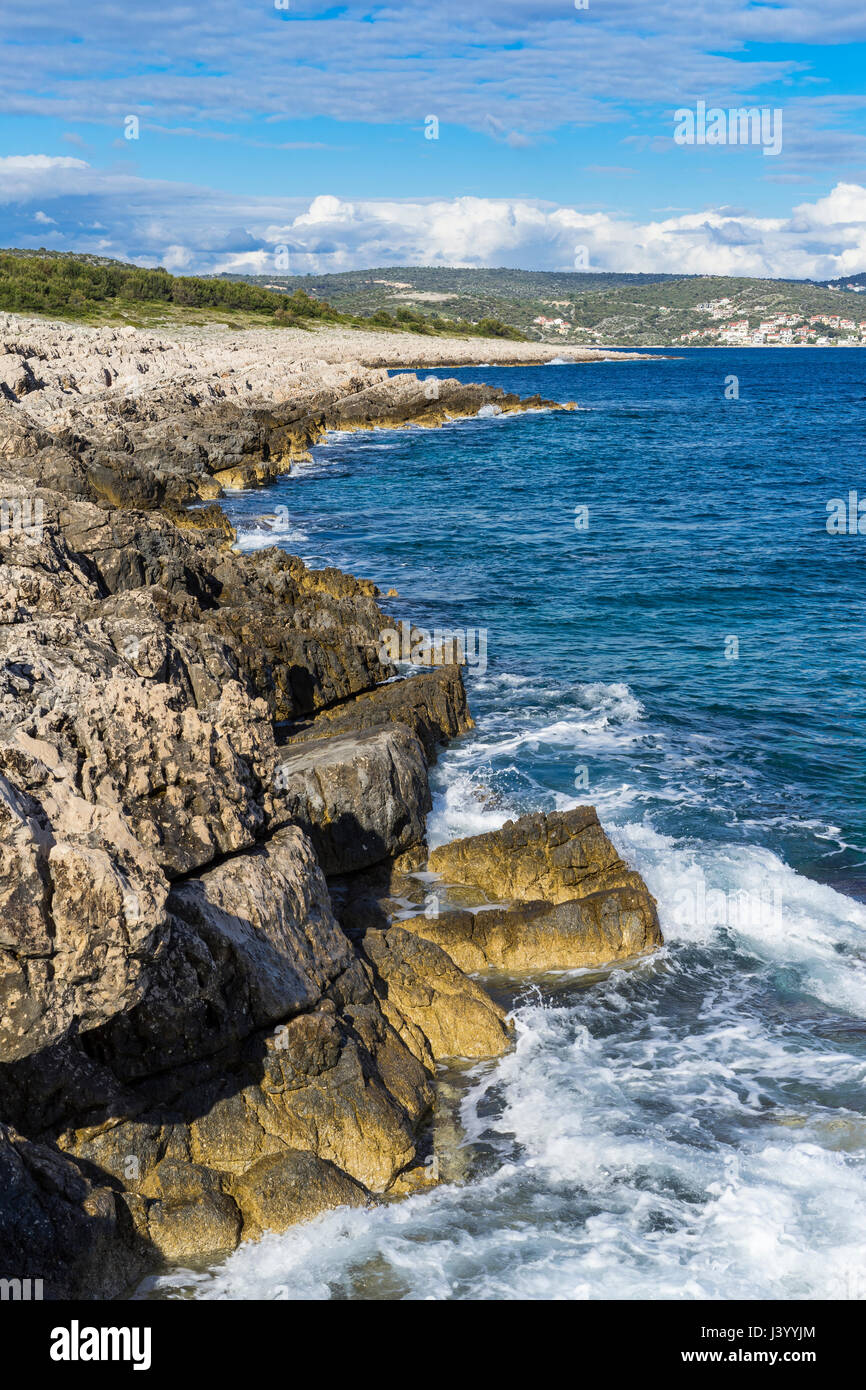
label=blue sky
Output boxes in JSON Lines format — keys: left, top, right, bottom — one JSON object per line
{"left": 1, "top": 1, "right": 865, "bottom": 276}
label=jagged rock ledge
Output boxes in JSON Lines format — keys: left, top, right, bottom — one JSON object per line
{"left": 0, "top": 315, "right": 662, "bottom": 1298}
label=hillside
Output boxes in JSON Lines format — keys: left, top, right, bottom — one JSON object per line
{"left": 4, "top": 253, "right": 865, "bottom": 346}
{"left": 224, "top": 266, "right": 866, "bottom": 347}
{"left": 0, "top": 251, "right": 524, "bottom": 339}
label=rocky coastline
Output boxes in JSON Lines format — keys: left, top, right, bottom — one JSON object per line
{"left": 0, "top": 316, "right": 663, "bottom": 1298}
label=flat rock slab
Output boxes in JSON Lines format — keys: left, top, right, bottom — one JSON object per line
{"left": 399, "top": 888, "right": 662, "bottom": 974}
{"left": 285, "top": 665, "right": 473, "bottom": 763}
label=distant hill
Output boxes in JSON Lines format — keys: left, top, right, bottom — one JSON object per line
{"left": 819, "top": 272, "right": 866, "bottom": 293}
{"left": 3, "top": 252, "right": 865, "bottom": 345}
{"left": 220, "top": 265, "right": 866, "bottom": 346}
{"left": 0, "top": 247, "right": 129, "bottom": 269}
{"left": 0, "top": 251, "right": 524, "bottom": 339}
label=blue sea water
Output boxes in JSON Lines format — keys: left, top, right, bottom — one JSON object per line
{"left": 156, "top": 349, "right": 866, "bottom": 1300}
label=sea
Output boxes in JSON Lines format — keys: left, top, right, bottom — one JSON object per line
{"left": 153, "top": 347, "right": 866, "bottom": 1300}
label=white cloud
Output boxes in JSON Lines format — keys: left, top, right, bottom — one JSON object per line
{"left": 0, "top": 155, "right": 87, "bottom": 169}
{"left": 2, "top": 156, "right": 865, "bottom": 279}
{"left": 219, "top": 186, "right": 866, "bottom": 280}
{"left": 0, "top": 1, "right": 853, "bottom": 136}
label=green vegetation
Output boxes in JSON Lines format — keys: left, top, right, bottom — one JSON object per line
{"left": 4, "top": 251, "right": 862, "bottom": 344}
{"left": 0, "top": 251, "right": 525, "bottom": 339}
{"left": 224, "top": 266, "right": 866, "bottom": 346}
{"left": 354, "top": 303, "right": 522, "bottom": 339}
{"left": 0, "top": 250, "right": 343, "bottom": 327}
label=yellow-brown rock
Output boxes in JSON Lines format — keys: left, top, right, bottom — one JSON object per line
{"left": 230, "top": 1150, "right": 368, "bottom": 1241}
{"left": 420, "top": 807, "right": 663, "bottom": 971}
{"left": 428, "top": 806, "right": 650, "bottom": 906}
{"left": 399, "top": 887, "right": 661, "bottom": 974}
{"left": 359, "top": 926, "right": 512, "bottom": 1061}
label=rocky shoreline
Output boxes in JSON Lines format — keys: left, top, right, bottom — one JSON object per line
{"left": 0, "top": 316, "right": 663, "bottom": 1299}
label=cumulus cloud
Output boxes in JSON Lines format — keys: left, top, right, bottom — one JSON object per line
{"left": 2, "top": 157, "right": 864, "bottom": 279}
{"left": 248, "top": 186, "right": 866, "bottom": 279}
{"left": 0, "top": 153, "right": 87, "bottom": 188}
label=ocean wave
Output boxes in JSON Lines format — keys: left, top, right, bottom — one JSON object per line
{"left": 147, "top": 908, "right": 866, "bottom": 1301}
{"left": 427, "top": 679, "right": 649, "bottom": 845}
{"left": 234, "top": 522, "right": 308, "bottom": 552}
{"left": 613, "top": 822, "right": 866, "bottom": 1014}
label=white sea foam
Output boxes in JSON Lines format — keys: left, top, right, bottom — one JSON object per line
{"left": 146, "top": 629, "right": 866, "bottom": 1302}
{"left": 427, "top": 679, "right": 649, "bottom": 845}
{"left": 149, "top": 905, "right": 866, "bottom": 1300}
{"left": 470, "top": 671, "right": 534, "bottom": 691}
{"left": 234, "top": 522, "right": 308, "bottom": 552}
{"left": 614, "top": 826, "right": 866, "bottom": 1014}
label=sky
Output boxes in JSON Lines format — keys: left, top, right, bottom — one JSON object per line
{"left": 0, "top": 0, "right": 865, "bottom": 278}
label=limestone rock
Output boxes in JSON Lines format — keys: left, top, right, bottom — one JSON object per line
{"left": 86, "top": 825, "right": 353, "bottom": 1078}
{"left": 0, "top": 615, "right": 275, "bottom": 879}
{"left": 230, "top": 1150, "right": 368, "bottom": 1240}
{"left": 168, "top": 825, "right": 352, "bottom": 1034}
{"left": 428, "top": 807, "right": 650, "bottom": 905}
{"left": 182, "top": 968, "right": 433, "bottom": 1192}
{"left": 274, "top": 724, "right": 431, "bottom": 873}
{"left": 285, "top": 665, "right": 473, "bottom": 762}
{"left": 360, "top": 926, "right": 512, "bottom": 1061}
{"left": 139, "top": 1162, "right": 242, "bottom": 1261}
{"left": 398, "top": 887, "right": 662, "bottom": 973}
{"left": 31, "top": 950, "right": 435, "bottom": 1207}
{"left": 0, "top": 1122, "right": 149, "bottom": 1300}
{"left": 0, "top": 353, "right": 39, "bottom": 400}
{"left": 0, "top": 767, "right": 168, "bottom": 1063}
{"left": 419, "top": 809, "right": 662, "bottom": 972}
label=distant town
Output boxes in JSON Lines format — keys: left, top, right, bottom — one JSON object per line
{"left": 677, "top": 297, "right": 866, "bottom": 346}
{"left": 532, "top": 296, "right": 866, "bottom": 346}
